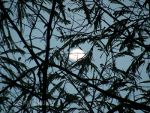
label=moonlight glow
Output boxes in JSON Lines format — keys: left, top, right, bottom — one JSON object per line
{"left": 69, "top": 48, "right": 85, "bottom": 61}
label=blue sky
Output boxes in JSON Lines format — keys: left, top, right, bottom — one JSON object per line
{"left": 1, "top": 0, "right": 149, "bottom": 112}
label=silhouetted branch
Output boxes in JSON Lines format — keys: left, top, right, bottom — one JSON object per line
{"left": 49, "top": 62, "right": 150, "bottom": 112}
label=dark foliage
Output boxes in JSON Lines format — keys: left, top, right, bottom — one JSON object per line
{"left": 0, "top": 0, "right": 150, "bottom": 113}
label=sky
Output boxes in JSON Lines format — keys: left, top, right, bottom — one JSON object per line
{"left": 1, "top": 0, "right": 149, "bottom": 112}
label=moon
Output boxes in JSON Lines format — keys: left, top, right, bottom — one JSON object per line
{"left": 69, "top": 48, "right": 85, "bottom": 61}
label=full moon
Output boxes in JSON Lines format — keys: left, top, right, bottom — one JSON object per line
{"left": 69, "top": 48, "right": 85, "bottom": 61}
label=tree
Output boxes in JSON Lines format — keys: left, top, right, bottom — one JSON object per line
{"left": 0, "top": 0, "right": 150, "bottom": 112}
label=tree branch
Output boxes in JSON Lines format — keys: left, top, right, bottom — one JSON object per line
{"left": 49, "top": 62, "right": 150, "bottom": 112}
{"left": 0, "top": 1, "right": 40, "bottom": 67}
{"left": 42, "top": 0, "right": 57, "bottom": 113}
